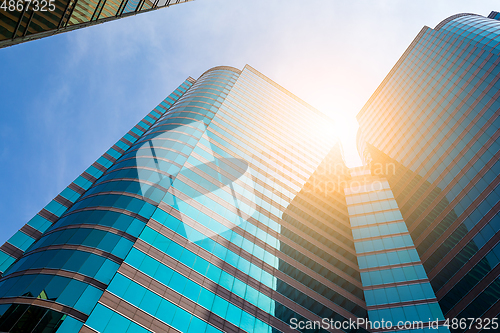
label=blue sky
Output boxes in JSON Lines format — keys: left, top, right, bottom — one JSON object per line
{"left": 0, "top": 0, "right": 498, "bottom": 245}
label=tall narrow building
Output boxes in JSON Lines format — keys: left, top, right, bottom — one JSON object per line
{"left": 0, "top": 0, "right": 191, "bottom": 48}
{"left": 357, "top": 11, "right": 500, "bottom": 331}
{"left": 346, "top": 168, "right": 449, "bottom": 332}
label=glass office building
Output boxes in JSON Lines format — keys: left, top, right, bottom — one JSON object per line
{"left": 0, "top": 65, "right": 381, "bottom": 333}
{"left": 0, "top": 0, "right": 191, "bottom": 48}
{"left": 357, "top": 11, "right": 500, "bottom": 332}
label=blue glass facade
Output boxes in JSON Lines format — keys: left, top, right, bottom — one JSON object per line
{"left": 357, "top": 11, "right": 500, "bottom": 332}
{"left": 1, "top": 65, "right": 381, "bottom": 333}
{"left": 346, "top": 170, "right": 449, "bottom": 333}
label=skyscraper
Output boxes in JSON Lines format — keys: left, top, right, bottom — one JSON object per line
{"left": 0, "top": 0, "right": 191, "bottom": 48}
{"left": 357, "top": 11, "right": 500, "bottom": 331}
{"left": 2, "top": 10, "right": 500, "bottom": 333}
{"left": 0, "top": 65, "right": 377, "bottom": 333}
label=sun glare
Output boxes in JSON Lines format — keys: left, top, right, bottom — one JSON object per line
{"left": 326, "top": 110, "right": 362, "bottom": 168}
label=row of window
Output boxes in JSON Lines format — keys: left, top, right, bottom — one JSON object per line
{"left": 87, "top": 302, "right": 207, "bottom": 333}
{"left": 28, "top": 227, "right": 132, "bottom": 260}
{"left": 360, "top": 264, "right": 428, "bottom": 287}
{"left": 346, "top": 189, "right": 395, "bottom": 205}
{"left": 349, "top": 210, "right": 404, "bottom": 227}
{"left": 367, "top": 302, "right": 445, "bottom": 328}
{"left": 354, "top": 234, "right": 414, "bottom": 254}
{"left": 364, "top": 282, "right": 436, "bottom": 307}
{"left": 358, "top": 249, "right": 421, "bottom": 270}
{"left": 352, "top": 221, "right": 408, "bottom": 241}
{"left": 0, "top": 273, "right": 102, "bottom": 314}
{"left": 66, "top": 193, "right": 156, "bottom": 220}
{"left": 344, "top": 181, "right": 391, "bottom": 195}
{"left": 5, "top": 248, "right": 119, "bottom": 285}
{"left": 51, "top": 209, "right": 145, "bottom": 238}
{"left": 348, "top": 199, "right": 399, "bottom": 216}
